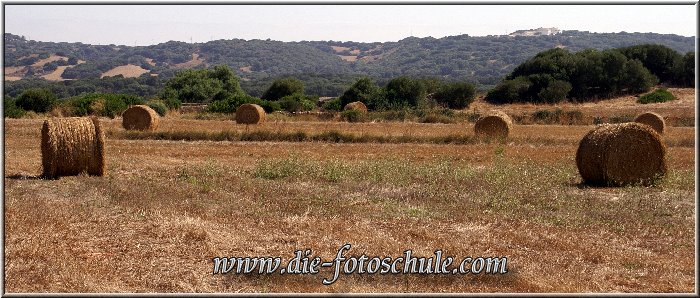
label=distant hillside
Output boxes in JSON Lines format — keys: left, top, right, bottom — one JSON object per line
{"left": 3, "top": 31, "right": 695, "bottom": 97}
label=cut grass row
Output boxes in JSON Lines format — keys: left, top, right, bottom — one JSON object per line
{"left": 109, "top": 129, "right": 695, "bottom": 147}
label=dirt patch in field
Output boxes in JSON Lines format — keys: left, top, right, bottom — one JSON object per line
{"left": 41, "top": 65, "right": 77, "bottom": 81}
{"left": 4, "top": 66, "right": 27, "bottom": 76}
{"left": 31, "top": 55, "right": 68, "bottom": 68}
{"left": 173, "top": 53, "right": 204, "bottom": 69}
{"left": 339, "top": 55, "right": 358, "bottom": 62}
{"left": 331, "top": 46, "right": 351, "bottom": 53}
{"left": 360, "top": 47, "right": 398, "bottom": 62}
{"left": 100, "top": 64, "right": 150, "bottom": 78}
{"left": 239, "top": 66, "right": 252, "bottom": 73}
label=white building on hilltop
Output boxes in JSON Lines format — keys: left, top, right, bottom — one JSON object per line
{"left": 509, "top": 27, "right": 561, "bottom": 37}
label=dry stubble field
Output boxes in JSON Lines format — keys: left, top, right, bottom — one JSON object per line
{"left": 2, "top": 98, "right": 696, "bottom": 293}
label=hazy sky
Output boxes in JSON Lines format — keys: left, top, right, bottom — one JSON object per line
{"left": 3, "top": 4, "right": 697, "bottom": 46}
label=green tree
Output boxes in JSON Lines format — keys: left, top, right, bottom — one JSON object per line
{"left": 321, "top": 98, "right": 342, "bottom": 111}
{"left": 673, "top": 52, "right": 695, "bottom": 87}
{"left": 621, "top": 59, "right": 657, "bottom": 93}
{"left": 433, "top": 81, "right": 476, "bottom": 109}
{"left": 261, "top": 77, "right": 304, "bottom": 101}
{"left": 537, "top": 80, "right": 572, "bottom": 103}
{"left": 208, "top": 93, "right": 260, "bottom": 114}
{"left": 162, "top": 69, "right": 222, "bottom": 103}
{"left": 384, "top": 76, "right": 427, "bottom": 109}
{"left": 485, "top": 77, "right": 531, "bottom": 104}
{"left": 339, "top": 77, "right": 382, "bottom": 109}
{"left": 492, "top": 47, "right": 659, "bottom": 103}
{"left": 16, "top": 88, "right": 57, "bottom": 113}
{"left": 4, "top": 97, "right": 26, "bottom": 118}
{"left": 617, "top": 44, "right": 681, "bottom": 83}
{"left": 278, "top": 93, "right": 317, "bottom": 112}
{"left": 160, "top": 65, "right": 244, "bottom": 104}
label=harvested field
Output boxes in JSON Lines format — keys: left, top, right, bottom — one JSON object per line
{"left": 3, "top": 116, "right": 695, "bottom": 293}
{"left": 4, "top": 66, "right": 27, "bottom": 77}
{"left": 41, "top": 65, "right": 73, "bottom": 81}
{"left": 173, "top": 53, "right": 204, "bottom": 69}
{"left": 339, "top": 55, "right": 358, "bottom": 62}
{"left": 31, "top": 54, "right": 67, "bottom": 68}
{"left": 101, "top": 64, "right": 150, "bottom": 78}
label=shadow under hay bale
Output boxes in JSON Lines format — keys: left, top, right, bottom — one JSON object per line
{"left": 635, "top": 112, "right": 666, "bottom": 134}
{"left": 236, "top": 104, "right": 266, "bottom": 124}
{"left": 474, "top": 110, "right": 513, "bottom": 139}
{"left": 41, "top": 117, "right": 105, "bottom": 179}
{"left": 122, "top": 105, "right": 160, "bottom": 131}
{"left": 576, "top": 122, "right": 667, "bottom": 187}
{"left": 343, "top": 101, "right": 368, "bottom": 113}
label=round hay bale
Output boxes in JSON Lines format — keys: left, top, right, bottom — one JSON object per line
{"left": 576, "top": 122, "right": 667, "bottom": 186}
{"left": 343, "top": 101, "right": 368, "bottom": 113}
{"left": 122, "top": 105, "right": 160, "bottom": 131}
{"left": 41, "top": 117, "right": 105, "bottom": 179}
{"left": 474, "top": 110, "right": 513, "bottom": 139}
{"left": 634, "top": 112, "right": 665, "bottom": 134}
{"left": 236, "top": 104, "right": 266, "bottom": 124}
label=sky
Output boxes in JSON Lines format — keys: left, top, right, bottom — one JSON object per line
{"left": 2, "top": 4, "right": 697, "bottom": 46}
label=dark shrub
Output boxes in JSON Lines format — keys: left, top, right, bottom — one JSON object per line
{"left": 16, "top": 88, "right": 57, "bottom": 113}
{"left": 637, "top": 88, "right": 676, "bottom": 104}
{"left": 340, "top": 109, "right": 365, "bottom": 122}
{"left": 147, "top": 101, "right": 168, "bottom": 116}
{"left": 3, "top": 97, "right": 26, "bottom": 118}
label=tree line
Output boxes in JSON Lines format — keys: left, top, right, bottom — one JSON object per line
{"left": 4, "top": 44, "right": 695, "bottom": 119}
{"left": 485, "top": 44, "right": 694, "bottom": 104}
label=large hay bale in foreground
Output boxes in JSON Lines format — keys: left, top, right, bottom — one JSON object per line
{"left": 41, "top": 117, "right": 105, "bottom": 179}
{"left": 343, "top": 101, "right": 368, "bottom": 113}
{"left": 576, "top": 123, "right": 667, "bottom": 186}
{"left": 634, "top": 112, "right": 665, "bottom": 134}
{"left": 236, "top": 104, "right": 266, "bottom": 124}
{"left": 474, "top": 110, "right": 513, "bottom": 139}
{"left": 122, "top": 105, "right": 160, "bottom": 131}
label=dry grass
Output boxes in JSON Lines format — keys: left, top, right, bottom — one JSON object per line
{"left": 4, "top": 66, "right": 27, "bottom": 77}
{"left": 41, "top": 65, "right": 74, "bottom": 81}
{"left": 3, "top": 115, "right": 695, "bottom": 293}
{"left": 31, "top": 54, "right": 68, "bottom": 68}
{"left": 100, "top": 64, "right": 150, "bottom": 79}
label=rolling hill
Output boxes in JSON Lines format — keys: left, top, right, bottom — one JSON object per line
{"left": 3, "top": 31, "right": 695, "bottom": 97}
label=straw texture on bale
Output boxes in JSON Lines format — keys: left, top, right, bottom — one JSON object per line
{"left": 41, "top": 117, "right": 105, "bottom": 179}
{"left": 474, "top": 110, "right": 513, "bottom": 139}
{"left": 122, "top": 105, "right": 160, "bottom": 131}
{"left": 576, "top": 123, "right": 667, "bottom": 187}
{"left": 634, "top": 112, "right": 665, "bottom": 134}
{"left": 236, "top": 104, "right": 266, "bottom": 124}
{"left": 344, "top": 101, "right": 368, "bottom": 113}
